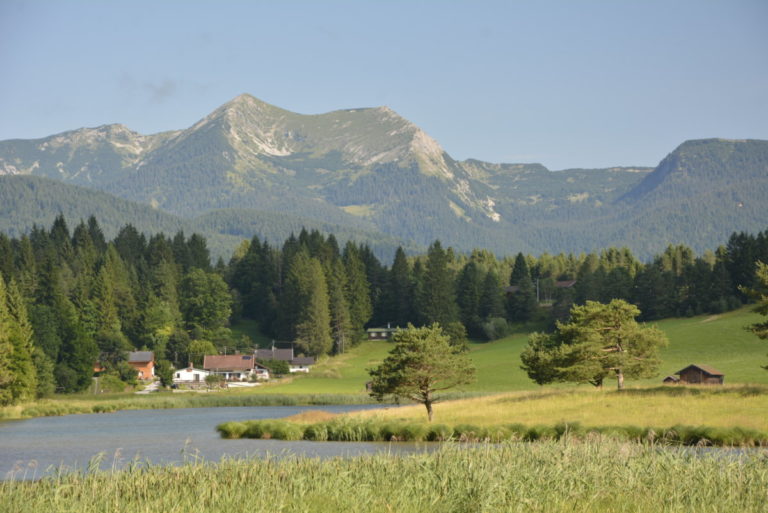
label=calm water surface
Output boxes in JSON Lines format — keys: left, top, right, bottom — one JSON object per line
{"left": 0, "top": 405, "right": 430, "bottom": 479}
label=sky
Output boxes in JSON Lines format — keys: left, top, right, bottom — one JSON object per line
{"left": 1, "top": 0, "right": 766, "bottom": 170}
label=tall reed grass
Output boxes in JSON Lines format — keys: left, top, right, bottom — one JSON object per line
{"left": 217, "top": 417, "right": 768, "bottom": 447}
{"left": 2, "top": 440, "right": 766, "bottom": 512}
{"left": 0, "top": 393, "right": 376, "bottom": 420}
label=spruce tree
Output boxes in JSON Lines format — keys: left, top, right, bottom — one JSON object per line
{"left": 327, "top": 259, "right": 353, "bottom": 354}
{"left": 294, "top": 258, "right": 333, "bottom": 356}
{"left": 5, "top": 280, "right": 37, "bottom": 403}
{"left": 343, "top": 243, "right": 372, "bottom": 340}
{"left": 416, "top": 241, "right": 459, "bottom": 327}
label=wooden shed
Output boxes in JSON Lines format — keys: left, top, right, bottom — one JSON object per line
{"left": 675, "top": 364, "right": 724, "bottom": 385}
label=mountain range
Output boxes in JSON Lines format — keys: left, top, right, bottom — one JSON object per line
{"left": 1, "top": 93, "right": 767, "bottom": 260}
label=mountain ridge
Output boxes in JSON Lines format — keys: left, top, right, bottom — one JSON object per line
{"left": 1, "top": 94, "right": 766, "bottom": 258}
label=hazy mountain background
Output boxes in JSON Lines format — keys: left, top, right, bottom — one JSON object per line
{"left": 1, "top": 94, "right": 766, "bottom": 260}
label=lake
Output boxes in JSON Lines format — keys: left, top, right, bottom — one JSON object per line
{"left": 0, "top": 405, "right": 430, "bottom": 480}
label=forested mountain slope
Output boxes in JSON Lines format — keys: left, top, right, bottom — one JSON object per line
{"left": 1, "top": 94, "right": 766, "bottom": 258}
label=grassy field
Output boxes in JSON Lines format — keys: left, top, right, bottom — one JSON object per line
{"left": 269, "top": 306, "right": 768, "bottom": 395}
{"left": 353, "top": 385, "right": 768, "bottom": 430}
{"left": 3, "top": 441, "right": 767, "bottom": 512}
{"left": 2, "top": 307, "right": 764, "bottom": 420}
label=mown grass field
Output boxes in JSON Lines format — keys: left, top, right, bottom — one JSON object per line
{"left": 4, "top": 441, "right": 767, "bottom": 512}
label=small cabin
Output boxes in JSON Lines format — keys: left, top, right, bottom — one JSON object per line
{"left": 367, "top": 327, "right": 398, "bottom": 340}
{"left": 662, "top": 375, "right": 680, "bottom": 385}
{"left": 675, "top": 364, "right": 725, "bottom": 385}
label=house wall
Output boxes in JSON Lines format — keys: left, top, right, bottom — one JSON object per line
{"left": 174, "top": 369, "right": 210, "bottom": 383}
{"left": 130, "top": 361, "right": 155, "bottom": 380}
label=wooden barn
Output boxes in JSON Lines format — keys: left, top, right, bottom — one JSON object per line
{"left": 674, "top": 364, "right": 725, "bottom": 385}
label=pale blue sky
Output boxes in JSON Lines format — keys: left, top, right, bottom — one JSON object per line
{"left": 1, "top": 0, "right": 766, "bottom": 169}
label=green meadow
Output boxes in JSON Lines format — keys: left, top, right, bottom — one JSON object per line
{"left": 270, "top": 306, "right": 768, "bottom": 395}
{"left": 2, "top": 307, "right": 765, "bottom": 420}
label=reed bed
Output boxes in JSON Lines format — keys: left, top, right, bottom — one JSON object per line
{"left": 0, "top": 393, "right": 376, "bottom": 420}
{"left": 2, "top": 441, "right": 766, "bottom": 512}
{"left": 217, "top": 416, "right": 768, "bottom": 447}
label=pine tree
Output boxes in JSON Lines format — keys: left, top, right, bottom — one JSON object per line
{"left": 384, "top": 247, "right": 414, "bottom": 327}
{"left": 327, "top": 259, "right": 353, "bottom": 354}
{"left": 5, "top": 280, "right": 37, "bottom": 402}
{"left": 343, "top": 243, "right": 372, "bottom": 340}
{"left": 0, "top": 278, "right": 15, "bottom": 405}
{"left": 507, "top": 252, "right": 538, "bottom": 322}
{"left": 479, "top": 270, "right": 505, "bottom": 319}
{"left": 456, "top": 262, "right": 484, "bottom": 338}
{"left": 294, "top": 258, "right": 333, "bottom": 356}
{"left": 415, "top": 241, "right": 459, "bottom": 327}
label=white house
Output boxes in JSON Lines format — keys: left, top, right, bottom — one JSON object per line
{"left": 173, "top": 365, "right": 211, "bottom": 384}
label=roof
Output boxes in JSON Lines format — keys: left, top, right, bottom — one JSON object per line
{"left": 675, "top": 364, "right": 724, "bottom": 376}
{"left": 255, "top": 348, "right": 295, "bottom": 362}
{"left": 203, "top": 354, "right": 255, "bottom": 371}
{"left": 128, "top": 351, "right": 154, "bottom": 363}
{"left": 662, "top": 375, "right": 680, "bottom": 382}
{"left": 290, "top": 357, "right": 316, "bottom": 366}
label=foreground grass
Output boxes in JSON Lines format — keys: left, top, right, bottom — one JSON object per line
{"left": 3, "top": 441, "right": 766, "bottom": 512}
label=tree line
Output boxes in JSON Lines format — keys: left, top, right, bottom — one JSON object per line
{"left": 0, "top": 214, "right": 766, "bottom": 405}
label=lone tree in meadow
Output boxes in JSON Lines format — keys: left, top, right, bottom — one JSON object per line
{"left": 520, "top": 299, "right": 668, "bottom": 390}
{"left": 743, "top": 261, "right": 768, "bottom": 368}
{"left": 367, "top": 324, "right": 475, "bottom": 421}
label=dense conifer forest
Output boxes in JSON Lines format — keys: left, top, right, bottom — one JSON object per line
{"left": 0, "top": 215, "right": 766, "bottom": 405}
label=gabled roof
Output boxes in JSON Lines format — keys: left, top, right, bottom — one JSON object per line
{"left": 203, "top": 354, "right": 255, "bottom": 371}
{"left": 128, "top": 351, "right": 154, "bottom": 363}
{"left": 675, "top": 363, "right": 724, "bottom": 376}
{"left": 254, "top": 348, "right": 295, "bottom": 362}
{"left": 290, "top": 356, "right": 316, "bottom": 366}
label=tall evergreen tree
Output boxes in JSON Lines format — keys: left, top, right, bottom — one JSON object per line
{"left": 343, "top": 243, "right": 373, "bottom": 340}
{"left": 507, "top": 252, "right": 538, "bottom": 322}
{"left": 327, "top": 259, "right": 353, "bottom": 354}
{"left": 5, "top": 280, "right": 37, "bottom": 402}
{"left": 383, "top": 247, "right": 414, "bottom": 327}
{"left": 479, "top": 270, "right": 505, "bottom": 319}
{"left": 294, "top": 258, "right": 333, "bottom": 356}
{"left": 456, "top": 262, "right": 484, "bottom": 338}
{"left": 416, "top": 241, "right": 459, "bottom": 327}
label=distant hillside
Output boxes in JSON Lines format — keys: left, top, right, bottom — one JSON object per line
{"left": 2, "top": 94, "right": 766, "bottom": 258}
{"left": 0, "top": 175, "right": 187, "bottom": 238}
{"left": 0, "top": 176, "right": 416, "bottom": 262}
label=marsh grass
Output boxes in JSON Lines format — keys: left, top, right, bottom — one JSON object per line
{"left": 217, "top": 417, "right": 768, "bottom": 446}
{"left": 217, "top": 385, "right": 768, "bottom": 447}
{"left": 2, "top": 441, "right": 767, "bottom": 512}
{"left": 0, "top": 393, "right": 377, "bottom": 420}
